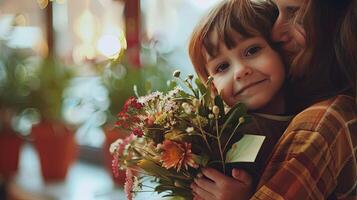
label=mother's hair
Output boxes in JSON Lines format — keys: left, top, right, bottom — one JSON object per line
{"left": 288, "top": 0, "right": 357, "bottom": 110}
{"left": 335, "top": 0, "right": 357, "bottom": 104}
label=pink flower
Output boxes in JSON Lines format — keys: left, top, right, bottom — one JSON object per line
{"left": 124, "top": 169, "right": 134, "bottom": 200}
{"left": 161, "top": 140, "right": 198, "bottom": 171}
{"left": 112, "top": 156, "right": 120, "bottom": 178}
{"left": 111, "top": 134, "right": 136, "bottom": 177}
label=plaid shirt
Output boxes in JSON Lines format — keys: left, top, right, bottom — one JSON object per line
{"left": 251, "top": 95, "right": 357, "bottom": 200}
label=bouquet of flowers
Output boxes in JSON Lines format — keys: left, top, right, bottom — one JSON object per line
{"left": 110, "top": 70, "right": 252, "bottom": 200}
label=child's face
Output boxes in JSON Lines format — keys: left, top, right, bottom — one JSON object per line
{"left": 205, "top": 35, "right": 285, "bottom": 111}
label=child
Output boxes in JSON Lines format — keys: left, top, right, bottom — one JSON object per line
{"left": 188, "top": 0, "right": 293, "bottom": 199}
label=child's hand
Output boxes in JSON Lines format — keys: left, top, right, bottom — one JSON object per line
{"left": 191, "top": 168, "right": 253, "bottom": 200}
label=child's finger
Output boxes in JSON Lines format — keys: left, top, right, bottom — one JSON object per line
{"left": 232, "top": 168, "right": 252, "bottom": 186}
{"left": 201, "top": 168, "right": 226, "bottom": 183}
{"left": 191, "top": 182, "right": 215, "bottom": 200}
{"left": 194, "top": 177, "right": 216, "bottom": 192}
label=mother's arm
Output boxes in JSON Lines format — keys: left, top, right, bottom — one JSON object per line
{"left": 250, "top": 98, "right": 357, "bottom": 200}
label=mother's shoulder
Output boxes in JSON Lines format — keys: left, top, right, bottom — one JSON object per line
{"left": 287, "top": 95, "right": 356, "bottom": 133}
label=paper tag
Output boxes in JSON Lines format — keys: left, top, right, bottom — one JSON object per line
{"left": 225, "top": 134, "right": 266, "bottom": 163}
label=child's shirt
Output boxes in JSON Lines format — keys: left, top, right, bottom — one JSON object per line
{"left": 225, "top": 113, "right": 293, "bottom": 187}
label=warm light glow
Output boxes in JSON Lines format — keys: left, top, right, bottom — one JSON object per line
{"left": 74, "top": 10, "right": 97, "bottom": 43}
{"left": 72, "top": 5, "right": 126, "bottom": 63}
{"left": 72, "top": 44, "right": 96, "bottom": 64}
{"left": 37, "top": 0, "right": 49, "bottom": 9}
{"left": 97, "top": 17, "right": 126, "bottom": 59}
{"left": 14, "top": 14, "right": 27, "bottom": 26}
{"left": 55, "top": 0, "right": 67, "bottom": 4}
{"left": 96, "top": 35, "right": 121, "bottom": 58}
{"left": 34, "top": 38, "right": 49, "bottom": 58}
{"left": 7, "top": 27, "right": 42, "bottom": 49}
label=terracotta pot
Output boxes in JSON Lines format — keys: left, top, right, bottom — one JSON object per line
{"left": 103, "top": 127, "right": 129, "bottom": 186}
{"left": 32, "top": 121, "right": 77, "bottom": 182}
{"left": 0, "top": 130, "right": 23, "bottom": 179}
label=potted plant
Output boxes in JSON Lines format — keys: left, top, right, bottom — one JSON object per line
{"left": 27, "top": 57, "right": 77, "bottom": 182}
{"left": 0, "top": 40, "right": 33, "bottom": 179}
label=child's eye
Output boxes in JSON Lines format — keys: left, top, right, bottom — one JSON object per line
{"left": 215, "top": 62, "right": 229, "bottom": 73}
{"left": 245, "top": 46, "right": 262, "bottom": 57}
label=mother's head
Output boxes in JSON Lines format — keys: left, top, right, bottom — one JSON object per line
{"left": 270, "top": 0, "right": 356, "bottom": 110}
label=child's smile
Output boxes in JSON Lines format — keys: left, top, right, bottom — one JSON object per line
{"left": 234, "top": 78, "right": 269, "bottom": 96}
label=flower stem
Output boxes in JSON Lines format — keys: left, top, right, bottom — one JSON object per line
{"left": 222, "top": 121, "right": 242, "bottom": 152}
{"left": 215, "top": 118, "right": 225, "bottom": 174}
{"left": 197, "top": 116, "right": 212, "bottom": 153}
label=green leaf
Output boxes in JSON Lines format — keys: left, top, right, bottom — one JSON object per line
{"left": 138, "top": 159, "right": 191, "bottom": 181}
{"left": 243, "top": 114, "right": 253, "bottom": 124}
{"left": 167, "top": 80, "right": 178, "bottom": 90}
{"left": 224, "top": 102, "right": 247, "bottom": 121}
{"left": 219, "top": 102, "right": 247, "bottom": 136}
{"left": 198, "top": 104, "right": 209, "bottom": 117}
{"left": 155, "top": 185, "right": 192, "bottom": 198}
{"left": 194, "top": 78, "right": 207, "bottom": 97}
{"left": 145, "top": 81, "right": 153, "bottom": 93}
{"left": 194, "top": 88, "right": 200, "bottom": 99}
{"left": 192, "top": 154, "right": 209, "bottom": 167}
{"left": 204, "top": 90, "right": 211, "bottom": 107}
{"left": 138, "top": 159, "right": 171, "bottom": 179}
{"left": 177, "top": 91, "right": 191, "bottom": 99}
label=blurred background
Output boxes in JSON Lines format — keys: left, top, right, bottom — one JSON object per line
{"left": 0, "top": 0, "right": 221, "bottom": 199}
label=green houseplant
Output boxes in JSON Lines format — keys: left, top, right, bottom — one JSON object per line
{"left": 0, "top": 39, "right": 32, "bottom": 179}
{"left": 28, "top": 57, "right": 77, "bottom": 182}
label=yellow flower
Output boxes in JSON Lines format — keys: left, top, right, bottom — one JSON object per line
{"left": 154, "top": 112, "right": 167, "bottom": 125}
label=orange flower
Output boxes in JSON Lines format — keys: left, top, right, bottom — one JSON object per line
{"left": 161, "top": 140, "right": 198, "bottom": 171}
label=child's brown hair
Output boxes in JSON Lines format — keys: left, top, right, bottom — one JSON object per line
{"left": 188, "top": 0, "right": 278, "bottom": 83}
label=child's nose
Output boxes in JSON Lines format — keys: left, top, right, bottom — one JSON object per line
{"left": 234, "top": 65, "right": 253, "bottom": 80}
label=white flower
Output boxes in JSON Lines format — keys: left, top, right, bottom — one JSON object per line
{"left": 164, "top": 100, "right": 178, "bottom": 112}
{"left": 184, "top": 107, "right": 192, "bottom": 114}
{"left": 182, "top": 102, "right": 189, "bottom": 108}
{"left": 168, "top": 87, "right": 182, "bottom": 97}
{"left": 109, "top": 139, "right": 123, "bottom": 154}
{"left": 213, "top": 105, "right": 220, "bottom": 116}
{"left": 132, "top": 176, "right": 141, "bottom": 192}
{"left": 182, "top": 102, "right": 192, "bottom": 114}
{"left": 239, "top": 117, "right": 245, "bottom": 124}
{"left": 208, "top": 114, "right": 214, "bottom": 119}
{"left": 138, "top": 91, "right": 163, "bottom": 104}
{"left": 186, "top": 127, "right": 194, "bottom": 133}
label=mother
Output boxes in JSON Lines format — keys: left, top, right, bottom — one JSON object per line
{"left": 191, "top": 0, "right": 357, "bottom": 199}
